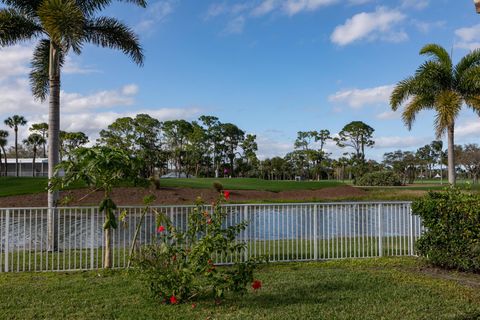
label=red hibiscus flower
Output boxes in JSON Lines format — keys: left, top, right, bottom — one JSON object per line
{"left": 224, "top": 190, "right": 230, "bottom": 200}
{"left": 157, "top": 225, "right": 165, "bottom": 233}
{"left": 252, "top": 280, "right": 262, "bottom": 290}
{"left": 170, "top": 295, "right": 178, "bottom": 304}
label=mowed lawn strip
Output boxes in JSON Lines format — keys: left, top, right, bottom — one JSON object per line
{"left": 158, "top": 178, "right": 346, "bottom": 192}
{"left": 0, "top": 177, "right": 85, "bottom": 197}
{"left": 0, "top": 177, "right": 346, "bottom": 196}
{"left": 0, "top": 257, "right": 479, "bottom": 320}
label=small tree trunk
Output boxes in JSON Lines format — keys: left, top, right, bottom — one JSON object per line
{"left": 15, "top": 127, "right": 18, "bottom": 177}
{"left": 104, "top": 227, "right": 112, "bottom": 268}
{"left": 2, "top": 147, "right": 6, "bottom": 176}
{"left": 447, "top": 124, "right": 456, "bottom": 185}
{"left": 32, "top": 149, "right": 36, "bottom": 177}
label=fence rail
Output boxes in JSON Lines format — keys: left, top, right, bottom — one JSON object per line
{"left": 0, "top": 202, "right": 423, "bottom": 272}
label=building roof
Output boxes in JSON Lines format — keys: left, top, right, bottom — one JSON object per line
{"left": 4, "top": 158, "right": 48, "bottom": 164}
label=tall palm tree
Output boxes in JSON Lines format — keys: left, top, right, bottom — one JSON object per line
{"left": 24, "top": 133, "right": 46, "bottom": 177}
{"left": 30, "top": 122, "right": 48, "bottom": 158}
{"left": 0, "top": 0, "right": 145, "bottom": 253}
{"left": 4, "top": 115, "right": 27, "bottom": 177}
{"left": 390, "top": 44, "right": 480, "bottom": 185}
{"left": 0, "top": 0, "right": 145, "bottom": 207}
{"left": 0, "top": 130, "right": 8, "bottom": 176}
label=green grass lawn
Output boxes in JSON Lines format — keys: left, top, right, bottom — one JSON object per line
{"left": 0, "top": 257, "right": 479, "bottom": 319}
{"left": 158, "top": 177, "right": 346, "bottom": 192}
{"left": 0, "top": 177, "right": 86, "bottom": 197}
{"left": 0, "top": 177, "right": 346, "bottom": 197}
{"left": 2, "top": 177, "right": 478, "bottom": 203}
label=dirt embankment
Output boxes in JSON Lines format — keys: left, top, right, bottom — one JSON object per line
{"left": 0, "top": 185, "right": 368, "bottom": 207}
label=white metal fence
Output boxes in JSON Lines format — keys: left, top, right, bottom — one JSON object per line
{"left": 0, "top": 202, "right": 423, "bottom": 272}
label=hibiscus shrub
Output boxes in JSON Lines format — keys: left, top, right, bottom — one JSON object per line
{"left": 134, "top": 192, "right": 263, "bottom": 303}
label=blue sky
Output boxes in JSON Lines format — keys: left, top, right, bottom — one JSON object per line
{"left": 1, "top": 0, "right": 480, "bottom": 160}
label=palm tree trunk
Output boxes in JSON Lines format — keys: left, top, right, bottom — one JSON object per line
{"left": 32, "top": 148, "right": 36, "bottom": 177}
{"left": 15, "top": 127, "right": 18, "bottom": 177}
{"left": 2, "top": 147, "right": 6, "bottom": 176}
{"left": 447, "top": 124, "right": 456, "bottom": 185}
{"left": 47, "top": 42, "right": 61, "bottom": 251}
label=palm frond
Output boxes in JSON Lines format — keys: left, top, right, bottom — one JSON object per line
{"left": 457, "top": 65, "right": 480, "bottom": 97}
{"left": 390, "top": 76, "right": 417, "bottom": 111}
{"left": 433, "top": 91, "right": 462, "bottom": 138}
{"left": 464, "top": 96, "right": 480, "bottom": 115}
{"left": 37, "top": 0, "right": 85, "bottom": 53}
{"left": 415, "top": 60, "right": 452, "bottom": 92}
{"left": 0, "top": 0, "right": 42, "bottom": 17}
{"left": 454, "top": 48, "right": 480, "bottom": 82}
{"left": 77, "top": 0, "right": 146, "bottom": 16}
{"left": 0, "top": 8, "right": 42, "bottom": 45}
{"left": 402, "top": 95, "right": 434, "bottom": 130}
{"left": 29, "top": 39, "right": 65, "bottom": 101}
{"left": 420, "top": 43, "right": 452, "bottom": 70}
{"left": 84, "top": 17, "right": 143, "bottom": 65}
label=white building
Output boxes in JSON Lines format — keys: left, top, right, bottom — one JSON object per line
{"left": 2, "top": 158, "right": 48, "bottom": 177}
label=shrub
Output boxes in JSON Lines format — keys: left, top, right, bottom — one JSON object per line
{"left": 412, "top": 188, "right": 480, "bottom": 272}
{"left": 356, "top": 171, "right": 403, "bottom": 186}
{"left": 134, "top": 192, "right": 263, "bottom": 303}
{"left": 212, "top": 181, "right": 223, "bottom": 193}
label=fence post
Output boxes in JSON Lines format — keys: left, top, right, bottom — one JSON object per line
{"left": 90, "top": 207, "right": 95, "bottom": 270}
{"left": 313, "top": 204, "right": 318, "bottom": 261}
{"left": 5, "top": 209, "right": 9, "bottom": 272}
{"left": 243, "top": 205, "right": 249, "bottom": 262}
{"left": 409, "top": 205, "right": 414, "bottom": 256}
{"left": 377, "top": 204, "right": 383, "bottom": 257}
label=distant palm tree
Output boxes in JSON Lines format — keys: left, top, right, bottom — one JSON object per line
{"left": 30, "top": 123, "right": 48, "bottom": 158}
{"left": 4, "top": 115, "right": 27, "bottom": 177}
{"left": 390, "top": 44, "right": 480, "bottom": 185}
{"left": 0, "top": 0, "right": 145, "bottom": 209}
{"left": 0, "top": 130, "right": 8, "bottom": 176}
{"left": 24, "top": 133, "right": 46, "bottom": 177}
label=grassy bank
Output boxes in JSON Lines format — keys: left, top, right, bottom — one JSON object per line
{"left": 0, "top": 257, "right": 479, "bottom": 319}
{"left": 158, "top": 177, "right": 346, "bottom": 192}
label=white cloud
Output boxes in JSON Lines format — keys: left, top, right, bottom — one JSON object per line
{"left": 61, "top": 84, "right": 138, "bottom": 112}
{"left": 374, "top": 136, "right": 430, "bottom": 149}
{"left": 455, "top": 24, "right": 480, "bottom": 51}
{"left": 411, "top": 20, "right": 445, "bottom": 34}
{"left": 376, "top": 111, "right": 399, "bottom": 120}
{"left": 205, "top": 3, "right": 228, "bottom": 19}
{"left": 456, "top": 120, "right": 480, "bottom": 138}
{"left": 282, "top": 0, "right": 339, "bottom": 16}
{"left": 63, "top": 56, "right": 99, "bottom": 75}
{"left": 331, "top": 7, "right": 407, "bottom": 46}
{"left": 223, "top": 16, "right": 246, "bottom": 35}
{"left": 0, "top": 45, "right": 32, "bottom": 80}
{"left": 348, "top": 0, "right": 373, "bottom": 5}
{"left": 252, "top": 0, "right": 279, "bottom": 16}
{"left": 135, "top": 0, "right": 176, "bottom": 33}
{"left": 401, "top": 0, "right": 429, "bottom": 10}
{"left": 256, "top": 134, "right": 292, "bottom": 159}
{"left": 328, "top": 84, "right": 394, "bottom": 108}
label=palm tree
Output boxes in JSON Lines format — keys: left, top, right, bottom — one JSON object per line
{"left": 4, "top": 115, "right": 27, "bottom": 177}
{"left": 30, "top": 123, "right": 48, "bottom": 158}
{"left": 0, "top": 130, "right": 8, "bottom": 176}
{"left": 390, "top": 44, "right": 480, "bottom": 185}
{"left": 0, "top": 0, "right": 145, "bottom": 208}
{"left": 24, "top": 133, "right": 46, "bottom": 177}
{"left": 0, "top": 0, "right": 145, "bottom": 252}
